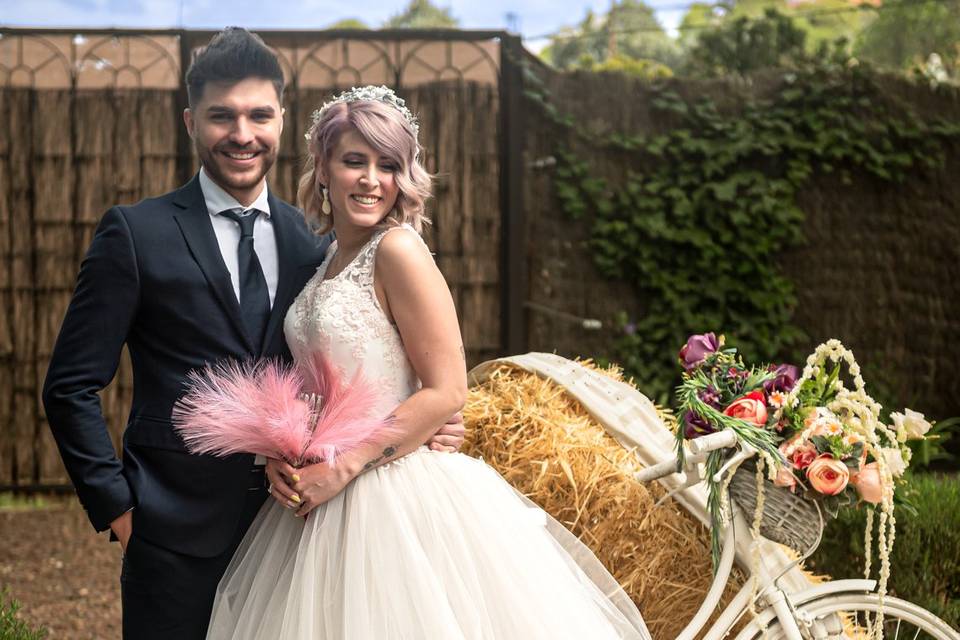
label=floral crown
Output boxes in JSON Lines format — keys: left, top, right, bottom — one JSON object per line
{"left": 304, "top": 85, "right": 420, "bottom": 141}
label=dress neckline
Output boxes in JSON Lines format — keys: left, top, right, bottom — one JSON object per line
{"left": 321, "top": 230, "right": 379, "bottom": 282}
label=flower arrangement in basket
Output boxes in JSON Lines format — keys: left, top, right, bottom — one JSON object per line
{"left": 673, "top": 333, "right": 932, "bottom": 635}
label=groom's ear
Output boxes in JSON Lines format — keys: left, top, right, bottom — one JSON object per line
{"left": 183, "top": 108, "right": 196, "bottom": 139}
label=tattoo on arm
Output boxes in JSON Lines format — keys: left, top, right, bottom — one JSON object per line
{"left": 363, "top": 445, "right": 399, "bottom": 471}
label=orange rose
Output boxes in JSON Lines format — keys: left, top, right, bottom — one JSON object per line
{"left": 723, "top": 390, "right": 768, "bottom": 427}
{"left": 851, "top": 462, "right": 883, "bottom": 504}
{"left": 806, "top": 454, "right": 849, "bottom": 496}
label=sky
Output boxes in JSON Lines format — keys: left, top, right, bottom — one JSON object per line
{"left": 0, "top": 0, "right": 692, "bottom": 52}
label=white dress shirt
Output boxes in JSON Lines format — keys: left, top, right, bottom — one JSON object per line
{"left": 198, "top": 169, "right": 276, "bottom": 468}
{"left": 198, "top": 167, "right": 279, "bottom": 307}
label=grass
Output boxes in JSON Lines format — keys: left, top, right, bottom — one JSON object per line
{"left": 0, "top": 493, "right": 64, "bottom": 511}
{"left": 0, "top": 590, "right": 46, "bottom": 640}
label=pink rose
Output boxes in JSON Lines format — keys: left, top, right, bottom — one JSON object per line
{"left": 788, "top": 442, "right": 818, "bottom": 470}
{"left": 723, "top": 390, "right": 768, "bottom": 427}
{"left": 807, "top": 454, "right": 849, "bottom": 496}
{"left": 773, "top": 465, "right": 797, "bottom": 490}
{"left": 851, "top": 462, "right": 883, "bottom": 504}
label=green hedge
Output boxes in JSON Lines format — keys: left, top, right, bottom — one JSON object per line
{"left": 810, "top": 473, "right": 960, "bottom": 629}
{"left": 0, "top": 590, "right": 45, "bottom": 640}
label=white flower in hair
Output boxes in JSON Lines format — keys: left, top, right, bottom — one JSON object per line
{"left": 304, "top": 85, "right": 420, "bottom": 141}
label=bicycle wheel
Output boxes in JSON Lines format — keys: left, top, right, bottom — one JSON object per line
{"left": 743, "top": 593, "right": 959, "bottom": 640}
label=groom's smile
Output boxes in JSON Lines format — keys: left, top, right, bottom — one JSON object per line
{"left": 183, "top": 77, "right": 283, "bottom": 206}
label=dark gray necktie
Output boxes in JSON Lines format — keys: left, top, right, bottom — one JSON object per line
{"left": 220, "top": 208, "right": 271, "bottom": 350}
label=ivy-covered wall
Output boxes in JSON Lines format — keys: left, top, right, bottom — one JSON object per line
{"left": 523, "top": 64, "right": 960, "bottom": 424}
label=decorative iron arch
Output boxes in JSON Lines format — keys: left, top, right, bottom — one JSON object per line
{"left": 0, "top": 33, "right": 72, "bottom": 87}
{"left": 296, "top": 38, "right": 396, "bottom": 89}
{"left": 78, "top": 34, "right": 178, "bottom": 88}
{"left": 398, "top": 39, "right": 498, "bottom": 87}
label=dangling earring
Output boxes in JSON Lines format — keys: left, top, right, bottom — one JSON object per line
{"left": 321, "top": 186, "right": 332, "bottom": 216}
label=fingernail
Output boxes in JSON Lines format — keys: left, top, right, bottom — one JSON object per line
{"left": 290, "top": 494, "right": 301, "bottom": 503}
{"left": 292, "top": 474, "right": 301, "bottom": 482}
{"left": 286, "top": 500, "right": 296, "bottom": 509}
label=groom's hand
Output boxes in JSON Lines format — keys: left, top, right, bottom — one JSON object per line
{"left": 110, "top": 510, "right": 133, "bottom": 553}
{"left": 426, "top": 411, "right": 465, "bottom": 453}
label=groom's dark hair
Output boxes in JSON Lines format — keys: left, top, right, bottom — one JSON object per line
{"left": 185, "top": 27, "right": 285, "bottom": 107}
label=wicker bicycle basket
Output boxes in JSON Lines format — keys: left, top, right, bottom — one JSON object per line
{"left": 728, "top": 460, "right": 823, "bottom": 554}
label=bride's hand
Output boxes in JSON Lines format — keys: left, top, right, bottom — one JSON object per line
{"left": 426, "top": 411, "right": 465, "bottom": 452}
{"left": 265, "top": 457, "right": 302, "bottom": 510}
{"left": 292, "top": 460, "right": 355, "bottom": 517}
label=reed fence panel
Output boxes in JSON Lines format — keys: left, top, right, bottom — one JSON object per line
{"left": 0, "top": 82, "right": 500, "bottom": 486}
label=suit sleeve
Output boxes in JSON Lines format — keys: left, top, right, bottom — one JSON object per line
{"left": 42, "top": 206, "right": 140, "bottom": 532}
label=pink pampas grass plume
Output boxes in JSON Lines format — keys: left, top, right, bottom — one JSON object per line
{"left": 298, "top": 351, "right": 394, "bottom": 464}
{"left": 172, "top": 360, "right": 311, "bottom": 461}
{"left": 172, "top": 354, "right": 393, "bottom": 467}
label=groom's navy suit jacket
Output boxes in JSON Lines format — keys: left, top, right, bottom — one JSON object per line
{"left": 42, "top": 175, "right": 330, "bottom": 558}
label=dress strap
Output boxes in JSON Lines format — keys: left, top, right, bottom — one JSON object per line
{"left": 351, "top": 223, "right": 426, "bottom": 288}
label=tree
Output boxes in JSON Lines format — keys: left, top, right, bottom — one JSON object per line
{"left": 854, "top": 0, "right": 960, "bottom": 76}
{"left": 678, "top": 0, "right": 872, "bottom": 60}
{"left": 542, "top": 0, "right": 680, "bottom": 70}
{"left": 326, "top": 19, "right": 369, "bottom": 29}
{"left": 677, "top": 2, "right": 724, "bottom": 52}
{"left": 593, "top": 54, "right": 674, "bottom": 78}
{"left": 383, "top": 0, "right": 459, "bottom": 29}
{"left": 788, "top": 0, "right": 874, "bottom": 54}
{"left": 683, "top": 8, "right": 811, "bottom": 76}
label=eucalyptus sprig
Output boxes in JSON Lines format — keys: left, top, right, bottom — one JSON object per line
{"left": 675, "top": 369, "right": 783, "bottom": 467}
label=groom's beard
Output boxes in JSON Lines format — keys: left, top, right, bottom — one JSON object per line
{"left": 196, "top": 140, "right": 278, "bottom": 195}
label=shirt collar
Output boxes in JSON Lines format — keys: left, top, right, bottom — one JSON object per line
{"left": 199, "top": 167, "right": 272, "bottom": 219}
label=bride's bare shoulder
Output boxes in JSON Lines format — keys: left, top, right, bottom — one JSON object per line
{"left": 375, "top": 226, "right": 434, "bottom": 274}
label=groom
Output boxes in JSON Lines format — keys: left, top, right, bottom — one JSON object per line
{"left": 43, "top": 28, "right": 463, "bottom": 639}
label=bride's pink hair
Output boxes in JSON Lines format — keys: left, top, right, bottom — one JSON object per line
{"left": 298, "top": 99, "right": 432, "bottom": 234}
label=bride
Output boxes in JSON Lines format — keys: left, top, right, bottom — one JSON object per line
{"left": 205, "top": 86, "right": 651, "bottom": 640}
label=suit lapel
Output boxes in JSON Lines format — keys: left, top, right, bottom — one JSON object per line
{"left": 260, "top": 195, "right": 315, "bottom": 357}
{"left": 172, "top": 176, "right": 256, "bottom": 354}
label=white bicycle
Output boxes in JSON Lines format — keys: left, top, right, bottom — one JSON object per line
{"left": 636, "top": 429, "right": 960, "bottom": 640}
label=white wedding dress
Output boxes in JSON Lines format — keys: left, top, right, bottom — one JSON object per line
{"left": 206, "top": 225, "right": 652, "bottom": 640}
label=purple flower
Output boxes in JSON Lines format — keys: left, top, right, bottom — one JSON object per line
{"left": 698, "top": 385, "right": 722, "bottom": 408}
{"left": 623, "top": 322, "right": 637, "bottom": 336}
{"left": 764, "top": 363, "right": 800, "bottom": 393}
{"left": 679, "top": 333, "right": 720, "bottom": 372}
{"left": 683, "top": 410, "right": 716, "bottom": 440}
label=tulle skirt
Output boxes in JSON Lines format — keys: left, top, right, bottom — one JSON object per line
{"left": 206, "top": 448, "right": 651, "bottom": 639}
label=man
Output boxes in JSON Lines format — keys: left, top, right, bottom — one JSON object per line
{"left": 42, "top": 28, "right": 463, "bottom": 639}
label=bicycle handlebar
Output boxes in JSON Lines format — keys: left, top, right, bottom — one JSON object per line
{"left": 634, "top": 458, "right": 682, "bottom": 483}
{"left": 688, "top": 429, "right": 738, "bottom": 455}
{"left": 634, "top": 430, "right": 739, "bottom": 483}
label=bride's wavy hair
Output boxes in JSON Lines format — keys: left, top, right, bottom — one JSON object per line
{"left": 298, "top": 99, "right": 432, "bottom": 234}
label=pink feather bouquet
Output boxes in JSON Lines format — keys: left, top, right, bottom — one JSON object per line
{"left": 171, "top": 353, "right": 393, "bottom": 466}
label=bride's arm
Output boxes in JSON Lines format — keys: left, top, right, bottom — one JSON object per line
{"left": 282, "top": 228, "right": 467, "bottom": 516}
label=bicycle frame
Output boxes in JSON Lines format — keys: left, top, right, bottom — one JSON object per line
{"left": 667, "top": 466, "right": 879, "bottom": 640}
{"left": 469, "top": 355, "right": 957, "bottom": 640}
{"left": 674, "top": 507, "right": 808, "bottom": 640}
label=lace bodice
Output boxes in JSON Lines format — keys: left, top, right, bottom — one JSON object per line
{"left": 283, "top": 224, "right": 423, "bottom": 415}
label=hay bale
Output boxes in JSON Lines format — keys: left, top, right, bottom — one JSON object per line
{"left": 463, "top": 362, "right": 746, "bottom": 639}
